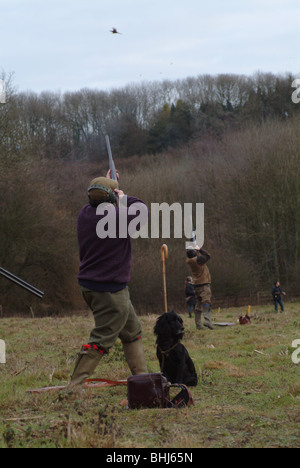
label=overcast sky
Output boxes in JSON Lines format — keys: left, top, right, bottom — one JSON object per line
{"left": 1, "top": 0, "right": 299, "bottom": 94}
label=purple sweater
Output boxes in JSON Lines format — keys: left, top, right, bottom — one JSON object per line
{"left": 77, "top": 196, "right": 147, "bottom": 292}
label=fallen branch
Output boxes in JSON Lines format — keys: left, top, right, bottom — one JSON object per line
{"left": 5, "top": 416, "right": 43, "bottom": 422}
{"left": 12, "top": 365, "right": 28, "bottom": 377}
{"left": 254, "top": 350, "right": 267, "bottom": 356}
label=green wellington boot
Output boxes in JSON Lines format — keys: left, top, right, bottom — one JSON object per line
{"left": 195, "top": 311, "right": 205, "bottom": 330}
{"left": 203, "top": 304, "right": 214, "bottom": 330}
{"left": 69, "top": 345, "right": 104, "bottom": 386}
{"left": 123, "top": 339, "right": 148, "bottom": 375}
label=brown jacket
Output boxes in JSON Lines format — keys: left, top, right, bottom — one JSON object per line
{"left": 186, "top": 250, "right": 211, "bottom": 286}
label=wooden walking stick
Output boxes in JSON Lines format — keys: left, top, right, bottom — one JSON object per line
{"left": 161, "top": 244, "right": 168, "bottom": 314}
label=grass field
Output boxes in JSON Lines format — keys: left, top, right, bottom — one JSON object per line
{"left": 0, "top": 303, "right": 299, "bottom": 448}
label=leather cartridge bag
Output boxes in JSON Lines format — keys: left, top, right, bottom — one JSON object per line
{"left": 127, "top": 373, "right": 194, "bottom": 409}
{"left": 127, "top": 373, "right": 170, "bottom": 409}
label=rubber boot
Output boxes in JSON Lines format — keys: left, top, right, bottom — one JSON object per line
{"left": 195, "top": 310, "right": 204, "bottom": 330}
{"left": 203, "top": 304, "right": 214, "bottom": 330}
{"left": 123, "top": 339, "right": 148, "bottom": 375}
{"left": 69, "top": 345, "right": 103, "bottom": 386}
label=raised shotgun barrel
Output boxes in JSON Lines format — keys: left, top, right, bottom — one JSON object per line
{"left": 105, "top": 135, "right": 118, "bottom": 181}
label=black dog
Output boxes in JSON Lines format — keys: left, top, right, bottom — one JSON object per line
{"left": 154, "top": 310, "right": 198, "bottom": 386}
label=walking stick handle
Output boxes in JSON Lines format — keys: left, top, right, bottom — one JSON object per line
{"left": 161, "top": 244, "right": 168, "bottom": 261}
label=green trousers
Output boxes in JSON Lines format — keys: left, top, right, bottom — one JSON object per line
{"left": 80, "top": 286, "right": 143, "bottom": 352}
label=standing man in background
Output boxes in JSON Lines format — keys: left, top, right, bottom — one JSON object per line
{"left": 185, "top": 276, "right": 196, "bottom": 318}
{"left": 186, "top": 246, "right": 214, "bottom": 330}
{"left": 272, "top": 281, "right": 286, "bottom": 312}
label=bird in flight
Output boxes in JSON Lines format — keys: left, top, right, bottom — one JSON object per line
{"left": 111, "top": 28, "right": 122, "bottom": 35}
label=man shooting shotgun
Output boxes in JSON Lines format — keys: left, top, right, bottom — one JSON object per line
{"left": 69, "top": 136, "right": 148, "bottom": 386}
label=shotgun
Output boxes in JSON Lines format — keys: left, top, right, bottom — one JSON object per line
{"left": 105, "top": 135, "right": 118, "bottom": 181}
{"left": 186, "top": 215, "right": 197, "bottom": 249}
{"left": 0, "top": 267, "right": 44, "bottom": 298}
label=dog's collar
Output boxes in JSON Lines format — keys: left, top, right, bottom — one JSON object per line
{"left": 158, "top": 342, "right": 180, "bottom": 355}
{"left": 158, "top": 342, "right": 180, "bottom": 373}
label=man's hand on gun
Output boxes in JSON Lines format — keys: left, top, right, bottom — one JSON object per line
{"left": 106, "top": 169, "right": 119, "bottom": 180}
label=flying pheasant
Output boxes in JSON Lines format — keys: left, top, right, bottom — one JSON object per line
{"left": 111, "top": 28, "right": 122, "bottom": 35}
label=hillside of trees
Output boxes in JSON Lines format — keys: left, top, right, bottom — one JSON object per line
{"left": 1, "top": 71, "right": 300, "bottom": 315}
{"left": 1, "top": 71, "right": 299, "bottom": 162}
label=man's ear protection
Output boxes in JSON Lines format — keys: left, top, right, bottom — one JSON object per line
{"left": 88, "top": 184, "right": 117, "bottom": 205}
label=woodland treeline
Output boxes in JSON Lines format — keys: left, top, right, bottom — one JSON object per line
{"left": 1, "top": 71, "right": 300, "bottom": 315}
{"left": 1, "top": 71, "right": 299, "bottom": 161}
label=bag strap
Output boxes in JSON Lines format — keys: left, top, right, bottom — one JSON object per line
{"left": 167, "top": 383, "right": 194, "bottom": 408}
